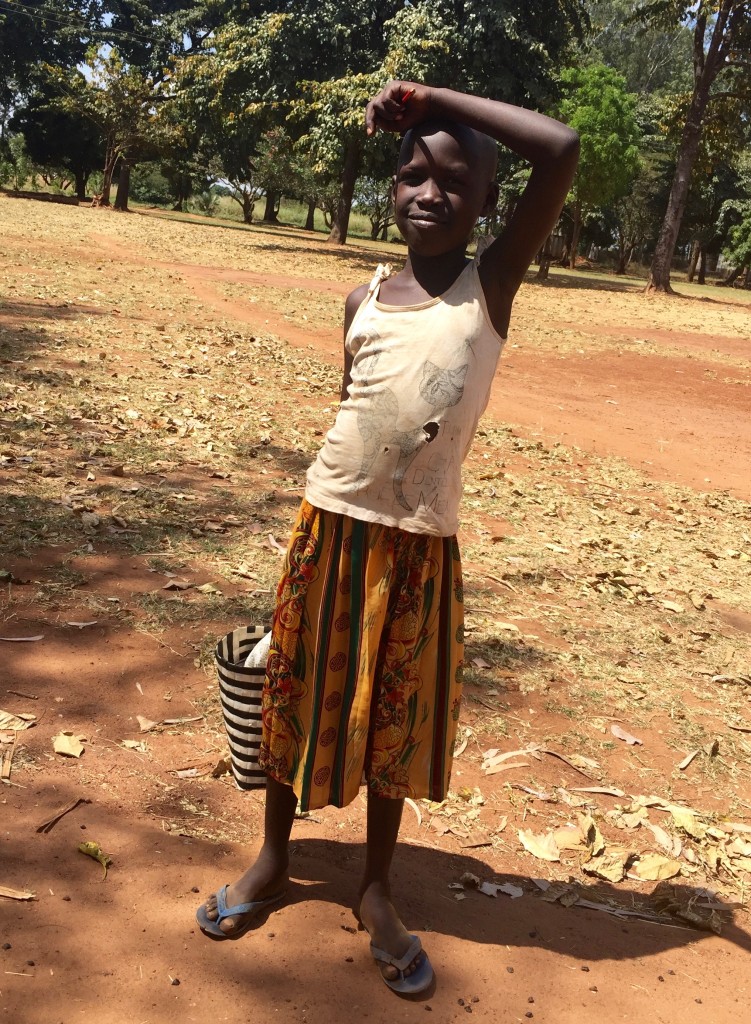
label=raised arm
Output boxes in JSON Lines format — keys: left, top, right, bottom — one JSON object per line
{"left": 366, "top": 83, "right": 579, "bottom": 334}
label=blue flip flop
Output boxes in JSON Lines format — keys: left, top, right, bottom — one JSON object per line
{"left": 195, "top": 884, "right": 285, "bottom": 939}
{"left": 369, "top": 934, "right": 434, "bottom": 995}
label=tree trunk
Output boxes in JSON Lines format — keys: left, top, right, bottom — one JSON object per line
{"left": 100, "top": 142, "right": 117, "bottom": 206}
{"left": 304, "top": 200, "right": 316, "bottom": 231}
{"left": 686, "top": 239, "right": 700, "bottom": 282}
{"left": 568, "top": 200, "right": 582, "bottom": 269}
{"left": 242, "top": 191, "right": 254, "bottom": 223}
{"left": 114, "top": 159, "right": 131, "bottom": 212}
{"left": 172, "top": 199, "right": 183, "bottom": 211}
{"left": 536, "top": 258, "right": 551, "bottom": 281}
{"left": 615, "top": 236, "right": 635, "bottom": 275}
{"left": 327, "top": 140, "right": 361, "bottom": 245}
{"left": 380, "top": 221, "right": 388, "bottom": 241}
{"left": 744, "top": 265, "right": 751, "bottom": 290}
{"left": 716, "top": 265, "right": 743, "bottom": 287}
{"left": 262, "top": 189, "right": 279, "bottom": 223}
{"left": 696, "top": 247, "right": 707, "bottom": 285}
{"left": 74, "top": 170, "right": 88, "bottom": 203}
{"left": 646, "top": 3, "right": 733, "bottom": 293}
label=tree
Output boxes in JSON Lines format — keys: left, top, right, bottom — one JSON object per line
{"left": 638, "top": 1, "right": 751, "bottom": 292}
{"left": 585, "top": 0, "right": 693, "bottom": 94}
{"left": 11, "top": 86, "right": 103, "bottom": 200}
{"left": 610, "top": 153, "right": 667, "bottom": 272}
{"left": 0, "top": 1, "right": 99, "bottom": 117}
{"left": 0, "top": 134, "right": 32, "bottom": 191}
{"left": 50, "top": 47, "right": 156, "bottom": 207}
{"left": 556, "top": 63, "right": 641, "bottom": 267}
{"left": 165, "top": 1, "right": 590, "bottom": 244}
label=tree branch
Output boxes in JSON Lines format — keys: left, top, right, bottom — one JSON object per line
{"left": 706, "top": 91, "right": 751, "bottom": 103}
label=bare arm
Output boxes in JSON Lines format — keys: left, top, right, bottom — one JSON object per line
{"left": 366, "top": 83, "right": 579, "bottom": 334}
{"left": 340, "top": 284, "right": 368, "bottom": 403}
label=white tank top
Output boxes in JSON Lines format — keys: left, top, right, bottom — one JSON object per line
{"left": 305, "top": 260, "right": 506, "bottom": 536}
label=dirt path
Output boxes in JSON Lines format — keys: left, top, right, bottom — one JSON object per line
{"left": 3, "top": 202, "right": 751, "bottom": 1024}
{"left": 88, "top": 229, "right": 751, "bottom": 500}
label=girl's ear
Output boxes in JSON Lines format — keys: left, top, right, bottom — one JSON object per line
{"left": 481, "top": 181, "right": 500, "bottom": 217}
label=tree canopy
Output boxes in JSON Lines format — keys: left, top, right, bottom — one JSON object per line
{"left": 3, "top": 0, "right": 751, "bottom": 286}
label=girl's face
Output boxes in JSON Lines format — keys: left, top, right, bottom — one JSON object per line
{"left": 393, "top": 129, "right": 497, "bottom": 257}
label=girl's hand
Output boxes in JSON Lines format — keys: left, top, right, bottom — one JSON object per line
{"left": 365, "top": 81, "right": 432, "bottom": 136}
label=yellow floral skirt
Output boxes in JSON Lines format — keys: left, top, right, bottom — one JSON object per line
{"left": 258, "top": 500, "right": 464, "bottom": 811}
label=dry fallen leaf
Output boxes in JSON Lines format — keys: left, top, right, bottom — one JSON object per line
{"left": 611, "top": 724, "right": 643, "bottom": 745}
{"left": 78, "top": 840, "right": 112, "bottom": 879}
{"left": 0, "top": 635, "right": 44, "bottom": 642}
{"left": 0, "top": 885, "right": 36, "bottom": 901}
{"left": 630, "top": 853, "right": 682, "bottom": 881}
{"left": 571, "top": 786, "right": 625, "bottom": 797}
{"left": 485, "top": 760, "right": 530, "bottom": 775}
{"left": 670, "top": 807, "right": 707, "bottom": 840}
{"left": 661, "top": 600, "right": 685, "bottom": 613}
{"left": 541, "top": 748, "right": 597, "bottom": 779}
{"left": 196, "top": 582, "right": 222, "bottom": 595}
{"left": 643, "top": 820, "right": 678, "bottom": 855}
{"left": 405, "top": 797, "right": 422, "bottom": 827}
{"left": 137, "top": 715, "right": 159, "bottom": 732}
{"left": 519, "top": 829, "right": 560, "bottom": 862}
{"left": 479, "top": 880, "right": 524, "bottom": 899}
{"left": 583, "top": 847, "right": 630, "bottom": 883}
{"left": 121, "top": 739, "right": 148, "bottom": 752}
{"left": 678, "top": 749, "right": 700, "bottom": 770}
{"left": 578, "top": 813, "right": 606, "bottom": 856}
{"left": 52, "top": 732, "right": 84, "bottom": 757}
{"left": 554, "top": 825, "right": 588, "bottom": 851}
{"left": 0, "top": 710, "right": 36, "bottom": 731}
{"left": 66, "top": 620, "right": 98, "bottom": 628}
{"left": 267, "top": 533, "right": 287, "bottom": 556}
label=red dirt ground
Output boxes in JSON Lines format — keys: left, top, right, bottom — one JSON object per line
{"left": 3, "top": 206, "right": 751, "bottom": 1024}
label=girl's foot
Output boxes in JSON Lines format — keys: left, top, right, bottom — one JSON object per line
{"left": 202, "top": 851, "right": 288, "bottom": 935}
{"left": 358, "top": 881, "right": 426, "bottom": 983}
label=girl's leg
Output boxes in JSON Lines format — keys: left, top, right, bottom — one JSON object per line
{"left": 204, "top": 775, "right": 298, "bottom": 935}
{"left": 358, "top": 792, "right": 426, "bottom": 981}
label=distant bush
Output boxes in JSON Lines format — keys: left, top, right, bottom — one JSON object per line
{"left": 130, "top": 162, "right": 173, "bottom": 205}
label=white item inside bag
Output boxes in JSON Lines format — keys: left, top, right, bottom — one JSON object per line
{"left": 243, "top": 629, "right": 272, "bottom": 669}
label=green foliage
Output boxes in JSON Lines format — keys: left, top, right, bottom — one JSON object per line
{"left": 723, "top": 204, "right": 751, "bottom": 267}
{"left": 585, "top": 0, "right": 693, "bottom": 94}
{"left": 0, "top": 1, "right": 99, "bottom": 113}
{"left": 191, "top": 190, "right": 220, "bottom": 216}
{"left": 130, "top": 162, "right": 174, "bottom": 204}
{"left": 0, "top": 135, "right": 33, "bottom": 191}
{"left": 10, "top": 84, "right": 103, "bottom": 196}
{"left": 558, "top": 63, "right": 641, "bottom": 210}
{"left": 719, "top": 156, "right": 751, "bottom": 267}
{"left": 162, "top": 1, "right": 591, "bottom": 241}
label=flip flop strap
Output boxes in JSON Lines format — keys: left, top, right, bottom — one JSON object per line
{"left": 370, "top": 935, "right": 422, "bottom": 974}
{"left": 214, "top": 884, "right": 266, "bottom": 922}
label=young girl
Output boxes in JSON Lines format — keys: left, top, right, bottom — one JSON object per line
{"left": 197, "top": 81, "right": 579, "bottom": 995}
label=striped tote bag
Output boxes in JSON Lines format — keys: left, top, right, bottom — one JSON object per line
{"left": 215, "top": 625, "right": 269, "bottom": 790}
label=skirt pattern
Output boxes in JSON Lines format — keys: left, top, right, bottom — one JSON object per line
{"left": 258, "top": 500, "right": 464, "bottom": 810}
